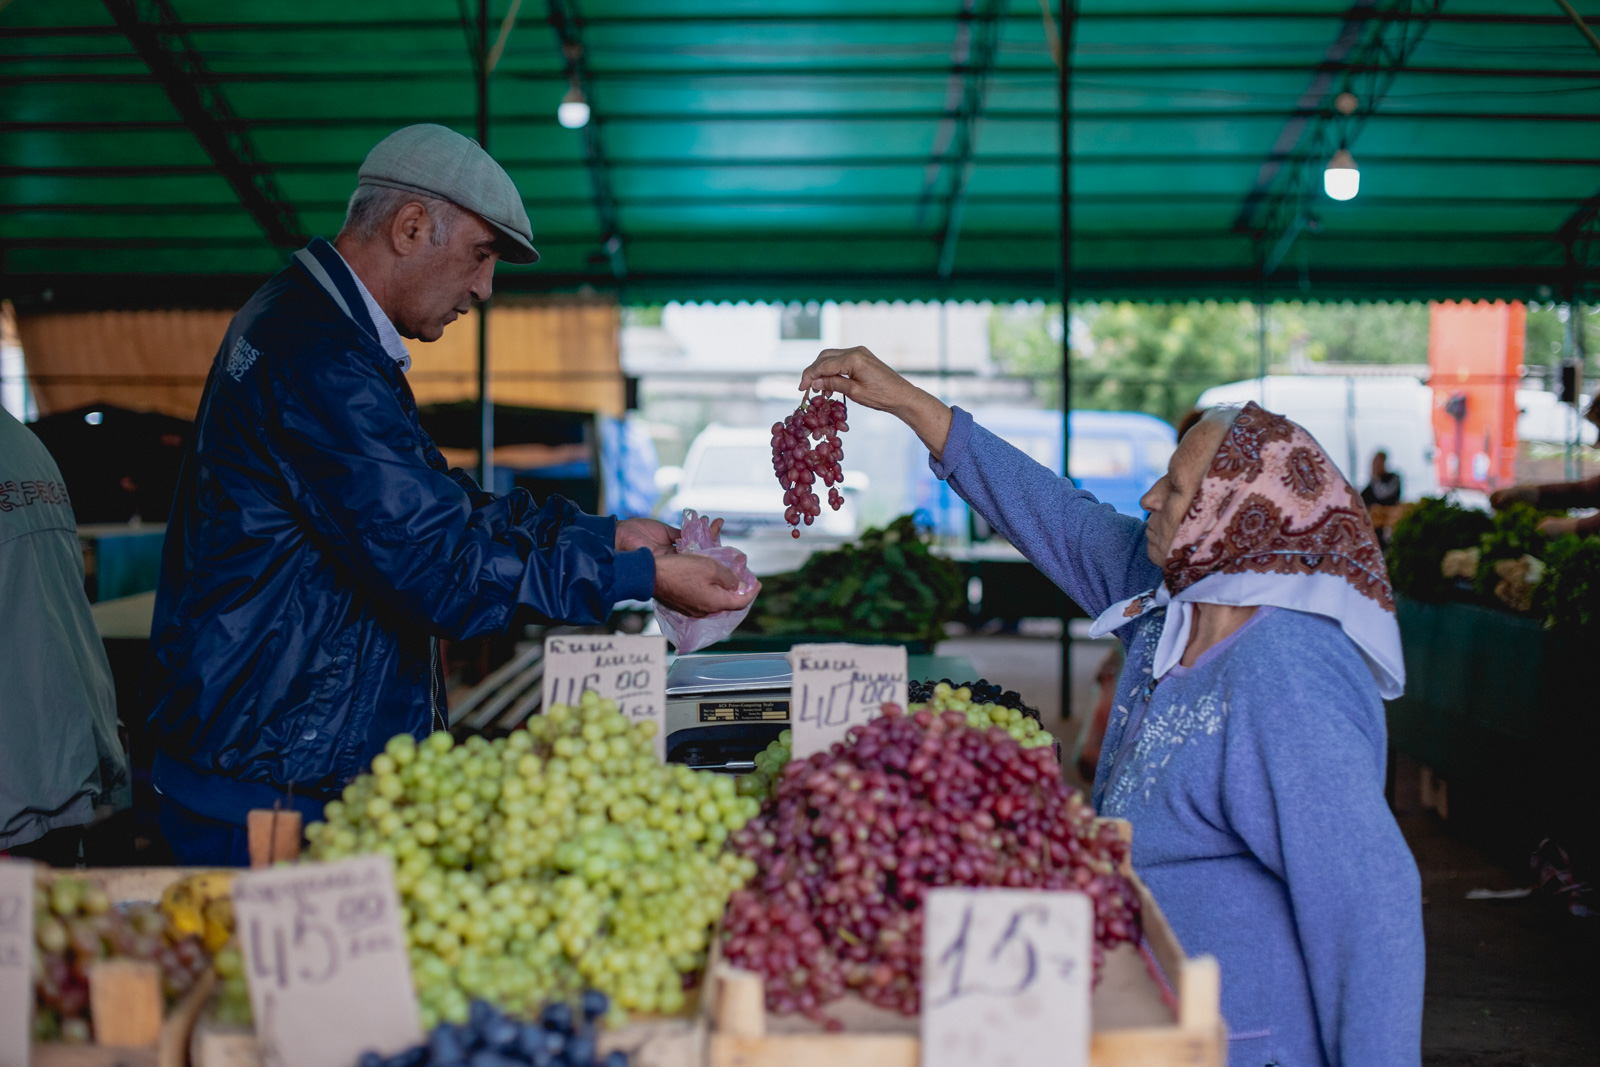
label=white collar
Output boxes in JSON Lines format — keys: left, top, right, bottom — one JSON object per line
{"left": 331, "top": 248, "right": 413, "bottom": 372}
{"left": 1088, "top": 571, "right": 1405, "bottom": 699}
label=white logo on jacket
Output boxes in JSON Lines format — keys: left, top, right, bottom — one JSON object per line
{"left": 225, "top": 336, "right": 261, "bottom": 382}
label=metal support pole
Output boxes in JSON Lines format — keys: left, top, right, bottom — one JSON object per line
{"left": 475, "top": 0, "right": 494, "bottom": 491}
{"left": 1058, "top": 0, "right": 1075, "bottom": 727}
{"left": 1257, "top": 277, "right": 1269, "bottom": 404}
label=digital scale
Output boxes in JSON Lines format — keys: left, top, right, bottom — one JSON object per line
{"left": 664, "top": 652, "right": 794, "bottom": 772}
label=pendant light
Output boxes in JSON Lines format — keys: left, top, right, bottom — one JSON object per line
{"left": 1323, "top": 146, "right": 1359, "bottom": 201}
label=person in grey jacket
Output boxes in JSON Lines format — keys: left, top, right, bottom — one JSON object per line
{"left": 0, "top": 404, "right": 130, "bottom": 863}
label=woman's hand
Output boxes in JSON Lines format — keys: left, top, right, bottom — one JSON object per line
{"left": 798, "top": 346, "right": 955, "bottom": 460}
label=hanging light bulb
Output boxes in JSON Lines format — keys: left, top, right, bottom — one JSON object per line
{"left": 1324, "top": 146, "right": 1359, "bottom": 201}
{"left": 558, "top": 84, "right": 590, "bottom": 129}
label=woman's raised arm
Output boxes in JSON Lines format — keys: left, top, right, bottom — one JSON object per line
{"left": 797, "top": 347, "right": 1160, "bottom": 618}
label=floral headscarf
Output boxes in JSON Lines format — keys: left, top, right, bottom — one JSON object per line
{"left": 1090, "top": 402, "right": 1404, "bottom": 699}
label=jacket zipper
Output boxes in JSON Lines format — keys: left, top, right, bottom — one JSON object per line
{"left": 429, "top": 636, "right": 445, "bottom": 733}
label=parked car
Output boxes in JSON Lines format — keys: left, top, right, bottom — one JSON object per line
{"left": 661, "top": 424, "right": 860, "bottom": 540}
{"left": 915, "top": 408, "right": 1176, "bottom": 534}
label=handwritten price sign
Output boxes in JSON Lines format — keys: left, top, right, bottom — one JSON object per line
{"left": 543, "top": 634, "right": 667, "bottom": 758}
{"left": 0, "top": 860, "right": 32, "bottom": 1067}
{"left": 233, "top": 855, "right": 420, "bottom": 1067}
{"left": 921, "top": 889, "right": 1092, "bottom": 1067}
{"left": 787, "top": 643, "right": 907, "bottom": 759}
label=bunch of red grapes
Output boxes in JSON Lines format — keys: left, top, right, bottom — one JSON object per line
{"left": 771, "top": 392, "right": 849, "bottom": 538}
{"left": 31, "top": 875, "right": 210, "bottom": 1043}
{"left": 722, "top": 707, "right": 1140, "bottom": 1025}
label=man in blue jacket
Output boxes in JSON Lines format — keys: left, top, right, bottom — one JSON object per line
{"left": 146, "top": 125, "right": 755, "bottom": 864}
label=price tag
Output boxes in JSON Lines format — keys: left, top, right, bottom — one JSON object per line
{"left": 233, "top": 855, "right": 421, "bottom": 1067}
{"left": 0, "top": 860, "right": 32, "bottom": 1067}
{"left": 921, "top": 889, "right": 1092, "bottom": 1067}
{"left": 543, "top": 634, "right": 668, "bottom": 758}
{"left": 787, "top": 642, "right": 907, "bottom": 759}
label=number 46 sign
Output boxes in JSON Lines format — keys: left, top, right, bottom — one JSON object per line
{"left": 921, "top": 888, "right": 1093, "bottom": 1067}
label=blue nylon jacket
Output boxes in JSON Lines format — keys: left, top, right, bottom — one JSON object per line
{"left": 146, "top": 239, "right": 654, "bottom": 824}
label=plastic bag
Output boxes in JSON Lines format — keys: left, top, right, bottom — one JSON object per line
{"left": 654, "top": 509, "right": 758, "bottom": 653}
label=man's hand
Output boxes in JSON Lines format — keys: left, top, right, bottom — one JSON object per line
{"left": 1538, "top": 515, "right": 1580, "bottom": 538}
{"left": 654, "top": 552, "right": 759, "bottom": 618}
{"left": 617, "top": 517, "right": 679, "bottom": 554}
{"left": 1489, "top": 485, "right": 1539, "bottom": 510}
{"left": 798, "top": 346, "right": 954, "bottom": 460}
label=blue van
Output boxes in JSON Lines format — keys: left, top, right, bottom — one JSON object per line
{"left": 915, "top": 408, "right": 1176, "bottom": 535}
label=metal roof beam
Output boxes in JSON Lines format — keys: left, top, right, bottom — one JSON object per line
{"left": 99, "top": 0, "right": 305, "bottom": 249}
{"left": 8, "top": 192, "right": 1587, "bottom": 215}
{"left": 15, "top": 57, "right": 1600, "bottom": 79}
{"left": 8, "top": 10, "right": 1599, "bottom": 37}
{"left": 1240, "top": 0, "right": 1444, "bottom": 276}
{"left": 16, "top": 63, "right": 1600, "bottom": 84}
{"left": 913, "top": 0, "right": 1008, "bottom": 280}
{"left": 13, "top": 107, "right": 1600, "bottom": 133}
{"left": 547, "top": 0, "right": 625, "bottom": 281}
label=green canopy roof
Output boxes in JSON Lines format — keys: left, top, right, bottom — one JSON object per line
{"left": 3, "top": 0, "right": 1599, "bottom": 307}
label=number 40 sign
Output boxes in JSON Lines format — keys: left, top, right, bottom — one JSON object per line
{"left": 921, "top": 888, "right": 1093, "bottom": 1067}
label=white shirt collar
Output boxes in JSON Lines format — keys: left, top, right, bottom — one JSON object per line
{"left": 331, "top": 248, "right": 413, "bottom": 372}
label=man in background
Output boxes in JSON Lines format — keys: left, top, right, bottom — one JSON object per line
{"left": 0, "top": 405, "right": 130, "bottom": 864}
{"left": 1362, "top": 450, "right": 1403, "bottom": 508}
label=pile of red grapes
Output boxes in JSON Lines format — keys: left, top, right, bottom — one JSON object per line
{"left": 721, "top": 707, "right": 1140, "bottom": 1025}
{"left": 771, "top": 392, "right": 848, "bottom": 537}
{"left": 31, "top": 874, "right": 210, "bottom": 1043}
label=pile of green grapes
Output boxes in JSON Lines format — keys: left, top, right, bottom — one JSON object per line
{"left": 306, "top": 693, "right": 760, "bottom": 1030}
{"left": 916, "top": 682, "right": 1054, "bottom": 747}
{"left": 737, "top": 685, "right": 1053, "bottom": 801}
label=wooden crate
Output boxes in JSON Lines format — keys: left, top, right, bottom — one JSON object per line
{"left": 704, "top": 824, "right": 1226, "bottom": 1067}
{"left": 30, "top": 868, "right": 221, "bottom": 1067}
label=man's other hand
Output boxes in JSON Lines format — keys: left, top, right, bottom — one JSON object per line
{"left": 1489, "top": 485, "right": 1539, "bottom": 510}
{"left": 617, "top": 517, "right": 679, "bottom": 554}
{"left": 654, "top": 553, "right": 759, "bottom": 618}
{"left": 1538, "top": 516, "right": 1580, "bottom": 538}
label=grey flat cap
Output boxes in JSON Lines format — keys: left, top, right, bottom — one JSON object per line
{"left": 358, "top": 124, "right": 538, "bottom": 264}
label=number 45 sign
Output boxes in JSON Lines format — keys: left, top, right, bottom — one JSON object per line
{"left": 921, "top": 889, "right": 1092, "bottom": 1067}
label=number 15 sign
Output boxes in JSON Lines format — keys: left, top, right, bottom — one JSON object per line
{"left": 921, "top": 888, "right": 1092, "bottom": 1067}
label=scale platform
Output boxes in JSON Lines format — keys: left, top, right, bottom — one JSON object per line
{"left": 663, "top": 650, "right": 980, "bottom": 772}
{"left": 664, "top": 652, "right": 792, "bottom": 772}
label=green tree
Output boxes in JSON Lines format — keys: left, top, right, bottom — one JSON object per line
{"left": 1272, "top": 301, "right": 1429, "bottom": 364}
{"left": 991, "top": 301, "right": 1260, "bottom": 423}
{"left": 1525, "top": 304, "right": 1600, "bottom": 378}
{"left": 1076, "top": 302, "right": 1260, "bottom": 425}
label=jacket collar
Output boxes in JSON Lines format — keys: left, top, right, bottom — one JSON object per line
{"left": 292, "top": 237, "right": 412, "bottom": 371}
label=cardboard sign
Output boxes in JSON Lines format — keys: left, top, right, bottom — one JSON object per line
{"left": 233, "top": 855, "right": 421, "bottom": 1067}
{"left": 921, "top": 889, "right": 1092, "bottom": 1067}
{"left": 0, "top": 860, "right": 31, "bottom": 1067}
{"left": 543, "top": 634, "right": 667, "bottom": 758}
{"left": 787, "top": 642, "right": 907, "bottom": 759}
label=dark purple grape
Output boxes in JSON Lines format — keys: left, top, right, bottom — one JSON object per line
{"left": 579, "top": 989, "right": 608, "bottom": 1022}
{"left": 429, "top": 1024, "right": 466, "bottom": 1065}
{"left": 540, "top": 1001, "right": 573, "bottom": 1035}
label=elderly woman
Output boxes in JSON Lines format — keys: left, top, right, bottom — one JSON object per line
{"left": 800, "top": 348, "right": 1424, "bottom": 1067}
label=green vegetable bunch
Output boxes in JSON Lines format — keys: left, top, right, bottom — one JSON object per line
{"left": 1535, "top": 535, "right": 1600, "bottom": 632}
{"left": 1471, "top": 502, "right": 1551, "bottom": 603}
{"left": 742, "top": 514, "right": 965, "bottom": 644}
{"left": 1387, "top": 497, "right": 1492, "bottom": 601}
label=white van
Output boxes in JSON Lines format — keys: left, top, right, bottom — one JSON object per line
{"left": 1198, "top": 375, "right": 1440, "bottom": 501}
